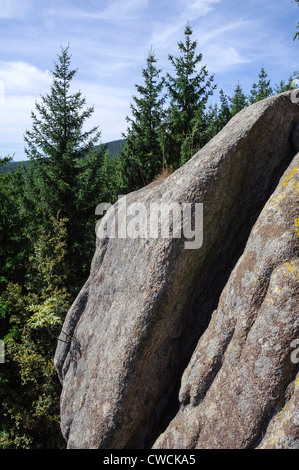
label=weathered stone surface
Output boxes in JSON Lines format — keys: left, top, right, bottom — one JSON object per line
{"left": 154, "top": 153, "right": 299, "bottom": 449}
{"left": 55, "top": 91, "right": 299, "bottom": 449}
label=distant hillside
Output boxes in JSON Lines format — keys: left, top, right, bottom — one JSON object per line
{"left": 0, "top": 159, "right": 30, "bottom": 174}
{"left": 105, "top": 139, "right": 125, "bottom": 156}
{"left": 0, "top": 139, "right": 125, "bottom": 174}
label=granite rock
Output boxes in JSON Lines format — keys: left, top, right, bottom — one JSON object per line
{"left": 55, "top": 91, "right": 299, "bottom": 449}
{"left": 154, "top": 152, "right": 299, "bottom": 449}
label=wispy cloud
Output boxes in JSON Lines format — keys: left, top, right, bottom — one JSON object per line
{"left": 0, "top": 0, "right": 297, "bottom": 161}
{"left": 198, "top": 19, "right": 252, "bottom": 46}
{"left": 0, "top": 61, "right": 51, "bottom": 94}
{"left": 150, "top": 0, "right": 222, "bottom": 50}
{"left": 205, "top": 46, "right": 252, "bottom": 72}
{"left": 0, "top": 61, "right": 52, "bottom": 157}
{"left": 0, "top": 95, "right": 36, "bottom": 150}
{"left": 47, "top": 0, "right": 149, "bottom": 22}
{"left": 94, "top": 0, "right": 149, "bottom": 21}
{"left": 0, "top": 0, "right": 31, "bottom": 19}
{"left": 180, "top": 0, "right": 222, "bottom": 19}
{"left": 150, "top": 2, "right": 252, "bottom": 76}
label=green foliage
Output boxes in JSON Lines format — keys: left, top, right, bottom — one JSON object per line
{"left": 122, "top": 48, "right": 166, "bottom": 190}
{"left": 0, "top": 47, "right": 127, "bottom": 448}
{"left": 217, "top": 89, "right": 232, "bottom": 129}
{"left": 274, "top": 72, "right": 299, "bottom": 93}
{"left": 0, "top": 217, "right": 71, "bottom": 448}
{"left": 23, "top": 45, "right": 119, "bottom": 290}
{"left": 201, "top": 89, "right": 233, "bottom": 143}
{"left": 24, "top": 45, "right": 100, "bottom": 164}
{"left": 249, "top": 67, "right": 273, "bottom": 104}
{"left": 0, "top": 161, "right": 30, "bottom": 295}
{"left": 229, "top": 82, "right": 248, "bottom": 116}
{"left": 0, "top": 141, "right": 124, "bottom": 175}
{"left": 0, "top": 155, "right": 12, "bottom": 167}
{"left": 165, "top": 22, "right": 216, "bottom": 167}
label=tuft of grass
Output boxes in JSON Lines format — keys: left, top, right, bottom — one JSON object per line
{"left": 155, "top": 165, "right": 173, "bottom": 181}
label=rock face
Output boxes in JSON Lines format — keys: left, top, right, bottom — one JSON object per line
{"left": 55, "top": 91, "right": 299, "bottom": 449}
{"left": 154, "top": 153, "right": 299, "bottom": 449}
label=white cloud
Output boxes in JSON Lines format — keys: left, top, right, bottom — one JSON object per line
{"left": 0, "top": 62, "right": 53, "bottom": 160}
{"left": 151, "top": 22, "right": 184, "bottom": 50}
{"left": 0, "top": 61, "right": 52, "bottom": 152}
{"left": 0, "top": 0, "right": 31, "bottom": 18}
{"left": 181, "top": 0, "right": 222, "bottom": 19}
{"left": 74, "top": 80, "right": 132, "bottom": 142}
{"left": 0, "top": 94, "right": 35, "bottom": 147}
{"left": 198, "top": 20, "right": 252, "bottom": 46}
{"left": 0, "top": 61, "right": 51, "bottom": 95}
{"left": 205, "top": 45, "right": 251, "bottom": 72}
{"left": 151, "top": 0, "right": 222, "bottom": 51}
{"left": 48, "top": 0, "right": 149, "bottom": 22}
{"left": 96, "top": 0, "right": 149, "bottom": 20}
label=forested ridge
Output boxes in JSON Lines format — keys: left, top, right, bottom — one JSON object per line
{"left": 0, "top": 20, "right": 298, "bottom": 448}
{"left": 0, "top": 139, "right": 125, "bottom": 175}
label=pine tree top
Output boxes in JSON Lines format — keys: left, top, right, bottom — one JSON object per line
{"left": 24, "top": 45, "right": 101, "bottom": 163}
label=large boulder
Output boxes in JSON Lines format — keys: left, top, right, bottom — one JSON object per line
{"left": 154, "top": 152, "right": 299, "bottom": 449}
{"left": 55, "top": 91, "right": 299, "bottom": 449}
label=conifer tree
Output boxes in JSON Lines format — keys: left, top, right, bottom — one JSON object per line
{"left": 274, "top": 72, "right": 299, "bottom": 93}
{"left": 165, "top": 22, "right": 216, "bottom": 167}
{"left": 201, "top": 90, "right": 232, "bottom": 144}
{"left": 229, "top": 82, "right": 248, "bottom": 116}
{"left": 249, "top": 67, "right": 273, "bottom": 104}
{"left": 201, "top": 103, "right": 219, "bottom": 143}
{"left": 217, "top": 89, "right": 232, "bottom": 128}
{"left": 122, "top": 48, "right": 166, "bottom": 190}
{"left": 24, "top": 45, "right": 102, "bottom": 214}
{"left": 23, "top": 45, "right": 106, "bottom": 289}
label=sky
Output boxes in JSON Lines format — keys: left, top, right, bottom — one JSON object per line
{"left": 0, "top": 0, "right": 298, "bottom": 161}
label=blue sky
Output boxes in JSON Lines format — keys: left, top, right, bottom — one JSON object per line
{"left": 0, "top": 0, "right": 298, "bottom": 161}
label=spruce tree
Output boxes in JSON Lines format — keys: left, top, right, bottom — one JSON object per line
{"left": 229, "top": 82, "right": 248, "bottom": 115}
{"left": 274, "top": 72, "right": 299, "bottom": 93}
{"left": 217, "top": 89, "right": 232, "bottom": 129}
{"left": 201, "top": 103, "right": 219, "bottom": 143}
{"left": 23, "top": 45, "right": 107, "bottom": 289}
{"left": 166, "top": 22, "right": 216, "bottom": 167}
{"left": 24, "top": 45, "right": 102, "bottom": 216}
{"left": 201, "top": 90, "right": 232, "bottom": 144}
{"left": 122, "top": 48, "right": 166, "bottom": 190}
{"left": 249, "top": 67, "right": 273, "bottom": 104}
